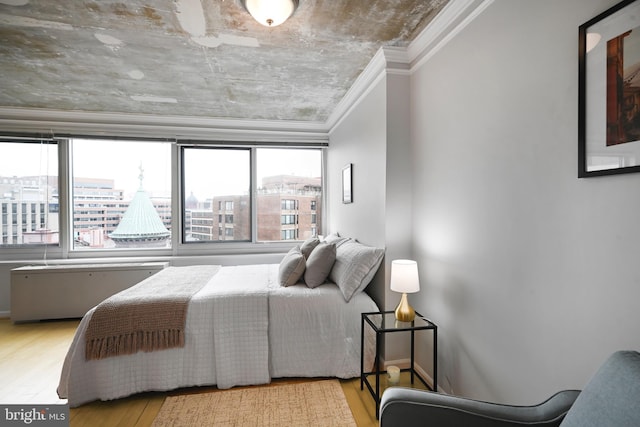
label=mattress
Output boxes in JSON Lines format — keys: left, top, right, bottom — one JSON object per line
{"left": 57, "top": 263, "right": 378, "bottom": 407}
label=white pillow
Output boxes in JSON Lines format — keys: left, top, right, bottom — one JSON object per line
{"left": 278, "top": 246, "right": 306, "bottom": 287}
{"left": 329, "top": 240, "right": 384, "bottom": 302}
{"left": 304, "top": 242, "right": 336, "bottom": 288}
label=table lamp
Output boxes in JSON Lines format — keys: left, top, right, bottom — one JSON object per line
{"left": 390, "top": 259, "right": 420, "bottom": 322}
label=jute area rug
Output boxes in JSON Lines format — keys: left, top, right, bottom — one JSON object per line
{"left": 151, "top": 380, "right": 357, "bottom": 427}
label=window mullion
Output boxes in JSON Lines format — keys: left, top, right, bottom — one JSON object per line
{"left": 171, "top": 141, "right": 180, "bottom": 255}
{"left": 250, "top": 147, "right": 257, "bottom": 243}
{"left": 59, "top": 138, "right": 71, "bottom": 257}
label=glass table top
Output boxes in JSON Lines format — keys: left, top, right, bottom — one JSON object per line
{"left": 363, "top": 311, "right": 436, "bottom": 332}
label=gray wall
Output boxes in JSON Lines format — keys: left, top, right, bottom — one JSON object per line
{"left": 328, "top": 76, "right": 389, "bottom": 308}
{"left": 328, "top": 79, "right": 387, "bottom": 249}
{"left": 411, "top": 0, "right": 640, "bottom": 404}
{"left": 328, "top": 70, "right": 416, "bottom": 361}
{"left": 328, "top": 69, "right": 416, "bottom": 314}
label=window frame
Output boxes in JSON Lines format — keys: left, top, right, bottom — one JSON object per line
{"left": 69, "top": 137, "right": 174, "bottom": 256}
{"left": 0, "top": 137, "right": 63, "bottom": 255}
{"left": 179, "top": 143, "right": 324, "bottom": 250}
{"left": 180, "top": 145, "right": 253, "bottom": 245}
{"left": 0, "top": 137, "right": 326, "bottom": 260}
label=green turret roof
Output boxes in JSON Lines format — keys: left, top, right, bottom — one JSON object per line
{"left": 110, "top": 165, "right": 170, "bottom": 244}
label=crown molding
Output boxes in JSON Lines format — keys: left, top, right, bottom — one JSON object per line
{"left": 0, "top": 107, "right": 328, "bottom": 143}
{"left": 325, "top": 49, "right": 387, "bottom": 132}
{"left": 326, "top": 0, "right": 493, "bottom": 132}
{"left": 381, "top": 46, "right": 411, "bottom": 66}
{"left": 408, "top": 0, "right": 494, "bottom": 70}
{"left": 326, "top": 46, "right": 411, "bottom": 132}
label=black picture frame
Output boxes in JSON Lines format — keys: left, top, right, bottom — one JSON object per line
{"left": 579, "top": 0, "right": 640, "bottom": 177}
{"left": 342, "top": 163, "right": 352, "bottom": 204}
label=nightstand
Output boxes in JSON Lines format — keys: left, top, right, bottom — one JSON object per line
{"left": 360, "top": 310, "right": 438, "bottom": 418}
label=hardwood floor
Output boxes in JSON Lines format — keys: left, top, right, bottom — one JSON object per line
{"left": 0, "top": 318, "right": 77, "bottom": 405}
{"left": 0, "top": 318, "right": 426, "bottom": 426}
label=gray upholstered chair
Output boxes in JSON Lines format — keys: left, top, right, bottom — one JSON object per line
{"left": 379, "top": 350, "right": 640, "bottom": 427}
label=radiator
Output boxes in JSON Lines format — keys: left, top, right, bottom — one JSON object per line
{"left": 10, "top": 262, "right": 168, "bottom": 323}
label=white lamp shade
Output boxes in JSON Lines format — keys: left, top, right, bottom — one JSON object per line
{"left": 389, "top": 259, "right": 420, "bottom": 293}
{"left": 243, "top": 0, "right": 298, "bottom": 27}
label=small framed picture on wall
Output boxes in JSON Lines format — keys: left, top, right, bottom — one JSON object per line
{"left": 342, "top": 163, "right": 352, "bottom": 204}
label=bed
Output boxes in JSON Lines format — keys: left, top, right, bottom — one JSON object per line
{"left": 57, "top": 235, "right": 384, "bottom": 407}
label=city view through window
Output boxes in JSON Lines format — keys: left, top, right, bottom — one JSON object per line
{"left": 0, "top": 141, "right": 59, "bottom": 246}
{"left": 72, "top": 139, "right": 172, "bottom": 249}
{"left": 183, "top": 147, "right": 323, "bottom": 243}
{"left": 1, "top": 139, "right": 323, "bottom": 249}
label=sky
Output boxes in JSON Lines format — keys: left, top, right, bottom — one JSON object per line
{"left": 1, "top": 140, "right": 322, "bottom": 201}
{"left": 184, "top": 147, "right": 322, "bottom": 201}
{"left": 1, "top": 140, "right": 59, "bottom": 180}
{"left": 73, "top": 139, "right": 171, "bottom": 199}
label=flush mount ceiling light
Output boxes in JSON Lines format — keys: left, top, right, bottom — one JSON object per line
{"left": 240, "top": 0, "right": 299, "bottom": 27}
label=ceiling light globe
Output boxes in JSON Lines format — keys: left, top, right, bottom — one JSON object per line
{"left": 242, "top": 0, "right": 298, "bottom": 27}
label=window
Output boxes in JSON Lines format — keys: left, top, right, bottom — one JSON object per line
{"left": 281, "top": 229, "right": 298, "bottom": 240}
{"left": 182, "top": 147, "right": 250, "bottom": 242}
{"left": 2, "top": 138, "right": 324, "bottom": 255}
{"left": 0, "top": 140, "right": 59, "bottom": 247}
{"left": 256, "top": 148, "right": 322, "bottom": 242}
{"left": 182, "top": 146, "right": 322, "bottom": 244}
{"left": 71, "top": 139, "right": 172, "bottom": 250}
{"left": 281, "top": 200, "right": 298, "bottom": 210}
{"left": 281, "top": 214, "right": 297, "bottom": 225}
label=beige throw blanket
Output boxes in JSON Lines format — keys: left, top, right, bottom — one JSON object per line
{"left": 85, "top": 265, "right": 220, "bottom": 360}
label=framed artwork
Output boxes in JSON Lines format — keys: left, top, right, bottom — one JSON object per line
{"left": 342, "top": 163, "right": 352, "bottom": 204}
{"left": 579, "top": 0, "right": 640, "bottom": 177}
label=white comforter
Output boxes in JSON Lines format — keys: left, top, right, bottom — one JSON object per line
{"left": 57, "top": 264, "right": 378, "bottom": 407}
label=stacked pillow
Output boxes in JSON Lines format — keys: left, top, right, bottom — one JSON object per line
{"left": 300, "top": 237, "right": 320, "bottom": 258}
{"left": 277, "top": 232, "right": 385, "bottom": 302}
{"left": 304, "top": 241, "right": 337, "bottom": 288}
{"left": 330, "top": 238, "right": 384, "bottom": 302}
{"left": 278, "top": 245, "right": 306, "bottom": 287}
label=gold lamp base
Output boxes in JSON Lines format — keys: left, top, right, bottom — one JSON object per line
{"left": 394, "top": 292, "right": 415, "bottom": 322}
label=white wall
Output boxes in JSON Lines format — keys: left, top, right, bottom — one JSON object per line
{"left": 328, "top": 76, "right": 389, "bottom": 307}
{"left": 382, "top": 72, "right": 419, "bottom": 362}
{"left": 328, "top": 68, "right": 416, "bottom": 315}
{"left": 384, "top": 72, "right": 414, "bottom": 311}
{"left": 411, "top": 0, "right": 640, "bottom": 403}
{"left": 329, "top": 68, "right": 418, "bottom": 364}
{"left": 328, "top": 78, "right": 387, "bottom": 247}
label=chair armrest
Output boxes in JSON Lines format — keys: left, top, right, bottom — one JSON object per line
{"left": 379, "top": 387, "right": 580, "bottom": 427}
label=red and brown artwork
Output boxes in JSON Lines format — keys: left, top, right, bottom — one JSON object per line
{"left": 607, "top": 26, "right": 640, "bottom": 146}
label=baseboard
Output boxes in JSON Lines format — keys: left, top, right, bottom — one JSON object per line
{"left": 0, "top": 311, "right": 10, "bottom": 319}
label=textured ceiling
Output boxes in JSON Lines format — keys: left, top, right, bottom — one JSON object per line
{"left": 0, "top": 0, "right": 448, "bottom": 123}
